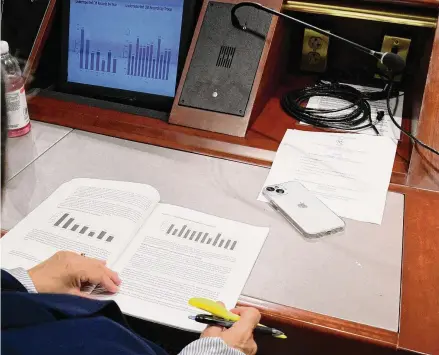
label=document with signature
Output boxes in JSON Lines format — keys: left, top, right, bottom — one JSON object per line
{"left": 258, "top": 130, "right": 397, "bottom": 224}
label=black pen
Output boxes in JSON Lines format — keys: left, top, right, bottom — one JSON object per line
{"left": 189, "top": 314, "right": 287, "bottom": 339}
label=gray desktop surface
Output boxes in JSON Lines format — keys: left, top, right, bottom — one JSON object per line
{"left": 1, "top": 125, "right": 404, "bottom": 332}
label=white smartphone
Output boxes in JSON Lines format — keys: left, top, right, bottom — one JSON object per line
{"left": 262, "top": 181, "right": 345, "bottom": 238}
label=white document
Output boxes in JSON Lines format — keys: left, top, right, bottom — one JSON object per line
{"left": 106, "top": 204, "right": 268, "bottom": 332}
{"left": 258, "top": 130, "right": 397, "bottom": 224}
{"left": 304, "top": 83, "right": 404, "bottom": 139}
{"left": 1, "top": 178, "right": 269, "bottom": 333}
{"left": 1, "top": 179, "right": 160, "bottom": 269}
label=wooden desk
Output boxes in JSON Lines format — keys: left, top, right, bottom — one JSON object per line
{"left": 25, "top": 36, "right": 439, "bottom": 352}
{"left": 25, "top": 50, "right": 439, "bottom": 354}
{"left": 15, "top": 0, "right": 439, "bottom": 352}
{"left": 2, "top": 122, "right": 439, "bottom": 354}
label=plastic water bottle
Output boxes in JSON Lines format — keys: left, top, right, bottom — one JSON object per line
{"left": 1, "top": 41, "right": 31, "bottom": 137}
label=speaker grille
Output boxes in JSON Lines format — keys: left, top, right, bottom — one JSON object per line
{"left": 179, "top": 2, "right": 271, "bottom": 117}
{"left": 216, "top": 46, "right": 236, "bottom": 69}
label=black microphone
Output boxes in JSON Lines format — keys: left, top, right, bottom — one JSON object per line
{"left": 231, "top": 2, "right": 406, "bottom": 73}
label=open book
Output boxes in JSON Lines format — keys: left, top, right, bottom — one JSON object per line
{"left": 1, "top": 179, "right": 269, "bottom": 332}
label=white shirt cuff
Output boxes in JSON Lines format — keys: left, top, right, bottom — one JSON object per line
{"left": 179, "top": 337, "right": 245, "bottom": 355}
{"left": 6, "top": 267, "right": 38, "bottom": 293}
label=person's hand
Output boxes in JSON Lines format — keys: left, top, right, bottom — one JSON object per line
{"left": 201, "top": 305, "right": 261, "bottom": 355}
{"left": 28, "top": 251, "right": 121, "bottom": 297}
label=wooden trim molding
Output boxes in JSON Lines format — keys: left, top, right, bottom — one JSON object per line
{"left": 238, "top": 296, "right": 398, "bottom": 348}
{"left": 23, "top": 0, "right": 57, "bottom": 87}
{"left": 407, "top": 15, "right": 439, "bottom": 190}
{"left": 394, "top": 185, "right": 439, "bottom": 354}
{"left": 27, "top": 95, "right": 278, "bottom": 166}
{"left": 28, "top": 93, "right": 411, "bottom": 184}
{"left": 360, "top": 0, "right": 439, "bottom": 9}
{"left": 283, "top": 1, "right": 437, "bottom": 28}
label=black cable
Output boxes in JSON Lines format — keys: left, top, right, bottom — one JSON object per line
{"left": 386, "top": 81, "right": 439, "bottom": 156}
{"left": 280, "top": 79, "right": 439, "bottom": 157}
{"left": 280, "top": 81, "right": 384, "bottom": 135}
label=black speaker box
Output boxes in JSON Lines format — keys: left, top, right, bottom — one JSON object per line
{"left": 178, "top": 2, "right": 271, "bottom": 117}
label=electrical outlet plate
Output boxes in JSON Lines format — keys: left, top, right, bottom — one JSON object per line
{"left": 377, "top": 35, "right": 411, "bottom": 81}
{"left": 301, "top": 29, "right": 330, "bottom": 73}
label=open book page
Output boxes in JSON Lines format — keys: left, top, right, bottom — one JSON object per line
{"left": 1, "top": 179, "right": 160, "bottom": 270}
{"left": 103, "top": 204, "right": 269, "bottom": 332}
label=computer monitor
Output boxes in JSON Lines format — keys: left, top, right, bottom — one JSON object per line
{"left": 60, "top": 0, "right": 198, "bottom": 113}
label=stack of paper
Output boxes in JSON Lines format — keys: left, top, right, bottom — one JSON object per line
{"left": 259, "top": 130, "right": 397, "bottom": 224}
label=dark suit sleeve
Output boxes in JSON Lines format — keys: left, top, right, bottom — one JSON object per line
{"left": 1, "top": 269, "right": 28, "bottom": 292}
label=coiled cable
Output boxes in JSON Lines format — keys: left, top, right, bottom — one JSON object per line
{"left": 281, "top": 81, "right": 384, "bottom": 135}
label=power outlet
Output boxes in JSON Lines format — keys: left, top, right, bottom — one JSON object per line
{"left": 301, "top": 29, "right": 329, "bottom": 73}
{"left": 377, "top": 35, "right": 411, "bottom": 81}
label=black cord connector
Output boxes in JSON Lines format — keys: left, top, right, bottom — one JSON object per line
{"left": 376, "top": 111, "right": 385, "bottom": 121}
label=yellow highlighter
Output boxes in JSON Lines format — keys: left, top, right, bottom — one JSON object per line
{"left": 188, "top": 298, "right": 287, "bottom": 339}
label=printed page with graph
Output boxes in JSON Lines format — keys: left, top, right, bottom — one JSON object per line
{"left": 104, "top": 203, "right": 269, "bottom": 332}
{"left": 2, "top": 178, "right": 269, "bottom": 332}
{"left": 1, "top": 178, "right": 160, "bottom": 270}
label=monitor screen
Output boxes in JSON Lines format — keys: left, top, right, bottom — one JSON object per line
{"left": 67, "top": 0, "right": 185, "bottom": 98}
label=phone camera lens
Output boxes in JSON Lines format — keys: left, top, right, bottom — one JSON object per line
{"left": 276, "top": 189, "right": 285, "bottom": 194}
{"left": 266, "top": 186, "right": 275, "bottom": 192}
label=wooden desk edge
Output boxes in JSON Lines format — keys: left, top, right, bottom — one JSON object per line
{"left": 28, "top": 95, "right": 408, "bottom": 183}
{"left": 237, "top": 295, "right": 398, "bottom": 348}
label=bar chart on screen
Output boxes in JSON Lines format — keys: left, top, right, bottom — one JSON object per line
{"left": 77, "top": 28, "right": 117, "bottom": 74}
{"left": 161, "top": 217, "right": 238, "bottom": 252}
{"left": 68, "top": 0, "right": 184, "bottom": 97}
{"left": 51, "top": 212, "right": 115, "bottom": 243}
{"left": 125, "top": 36, "right": 172, "bottom": 81}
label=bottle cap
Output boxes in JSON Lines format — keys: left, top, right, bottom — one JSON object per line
{"left": 0, "top": 41, "right": 10, "bottom": 55}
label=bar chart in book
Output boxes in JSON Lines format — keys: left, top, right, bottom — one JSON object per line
{"left": 163, "top": 221, "right": 237, "bottom": 251}
{"left": 126, "top": 37, "right": 172, "bottom": 81}
{"left": 52, "top": 213, "right": 115, "bottom": 243}
{"left": 79, "top": 28, "right": 117, "bottom": 74}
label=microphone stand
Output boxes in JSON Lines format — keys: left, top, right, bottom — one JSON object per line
{"left": 231, "top": 2, "right": 405, "bottom": 72}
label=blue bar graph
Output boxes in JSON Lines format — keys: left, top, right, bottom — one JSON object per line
{"left": 79, "top": 28, "right": 117, "bottom": 73}
{"left": 107, "top": 52, "right": 111, "bottom": 72}
{"left": 128, "top": 44, "right": 132, "bottom": 75}
{"left": 80, "top": 29, "right": 84, "bottom": 69}
{"left": 85, "top": 40, "right": 90, "bottom": 69}
{"left": 126, "top": 36, "right": 171, "bottom": 81}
